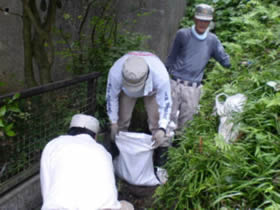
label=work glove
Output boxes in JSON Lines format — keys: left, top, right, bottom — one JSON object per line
{"left": 152, "top": 128, "right": 166, "bottom": 148}
{"left": 110, "top": 123, "right": 119, "bottom": 142}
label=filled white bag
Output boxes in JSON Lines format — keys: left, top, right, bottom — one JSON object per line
{"left": 215, "top": 93, "right": 247, "bottom": 143}
{"left": 113, "top": 131, "right": 160, "bottom": 186}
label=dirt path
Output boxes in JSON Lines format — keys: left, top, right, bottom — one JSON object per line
{"left": 117, "top": 179, "right": 158, "bottom": 210}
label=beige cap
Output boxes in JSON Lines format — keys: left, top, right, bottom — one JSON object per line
{"left": 195, "top": 4, "right": 214, "bottom": 21}
{"left": 122, "top": 56, "right": 148, "bottom": 93}
{"left": 69, "top": 114, "right": 100, "bottom": 134}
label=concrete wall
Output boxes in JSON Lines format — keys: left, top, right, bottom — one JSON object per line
{"left": 0, "top": 0, "right": 24, "bottom": 93}
{"left": 116, "top": 0, "right": 186, "bottom": 61}
{"left": 0, "top": 175, "right": 41, "bottom": 210}
{"left": 0, "top": 0, "right": 186, "bottom": 94}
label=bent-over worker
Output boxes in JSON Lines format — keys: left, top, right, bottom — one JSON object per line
{"left": 106, "top": 51, "right": 172, "bottom": 167}
{"left": 40, "top": 113, "right": 134, "bottom": 210}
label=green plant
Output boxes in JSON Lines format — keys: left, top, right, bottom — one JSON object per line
{"left": 154, "top": 0, "right": 280, "bottom": 209}
{"left": 0, "top": 94, "right": 23, "bottom": 138}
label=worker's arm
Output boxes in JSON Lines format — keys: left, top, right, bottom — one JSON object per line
{"left": 106, "top": 66, "right": 122, "bottom": 124}
{"left": 156, "top": 79, "right": 172, "bottom": 130}
{"left": 212, "top": 37, "right": 231, "bottom": 68}
{"left": 166, "top": 29, "right": 189, "bottom": 73}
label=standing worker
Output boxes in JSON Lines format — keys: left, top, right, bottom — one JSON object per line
{"left": 166, "top": 4, "right": 231, "bottom": 131}
{"left": 40, "top": 113, "right": 134, "bottom": 210}
{"left": 106, "top": 51, "right": 172, "bottom": 167}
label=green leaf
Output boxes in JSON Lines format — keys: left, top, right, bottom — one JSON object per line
{"left": 8, "top": 106, "right": 21, "bottom": 113}
{"left": 0, "top": 119, "right": 4, "bottom": 127}
{"left": 5, "top": 130, "right": 16, "bottom": 137}
{"left": 12, "top": 93, "right": 20, "bottom": 100}
{"left": 0, "top": 106, "right": 6, "bottom": 117}
{"left": 266, "top": 96, "right": 280, "bottom": 107}
{"left": 63, "top": 13, "right": 71, "bottom": 20}
{"left": 4, "top": 123, "right": 13, "bottom": 131}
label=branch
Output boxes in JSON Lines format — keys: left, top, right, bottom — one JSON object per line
{"left": 22, "top": 0, "right": 46, "bottom": 38}
{"left": 44, "top": 0, "right": 57, "bottom": 32}
{"left": 58, "top": 26, "right": 74, "bottom": 54}
{"left": 78, "top": 0, "right": 95, "bottom": 37}
{"left": 90, "top": 0, "right": 111, "bottom": 45}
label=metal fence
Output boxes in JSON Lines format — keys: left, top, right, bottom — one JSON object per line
{"left": 0, "top": 72, "right": 100, "bottom": 195}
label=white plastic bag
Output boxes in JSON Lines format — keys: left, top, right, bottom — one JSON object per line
{"left": 215, "top": 93, "right": 247, "bottom": 143}
{"left": 266, "top": 81, "right": 280, "bottom": 91}
{"left": 113, "top": 131, "right": 160, "bottom": 186}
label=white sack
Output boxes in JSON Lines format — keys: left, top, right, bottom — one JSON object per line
{"left": 113, "top": 131, "right": 160, "bottom": 186}
{"left": 215, "top": 93, "right": 247, "bottom": 143}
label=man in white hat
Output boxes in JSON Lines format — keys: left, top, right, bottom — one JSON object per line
{"left": 106, "top": 51, "right": 172, "bottom": 167}
{"left": 166, "top": 4, "right": 231, "bottom": 131}
{"left": 40, "top": 113, "right": 134, "bottom": 210}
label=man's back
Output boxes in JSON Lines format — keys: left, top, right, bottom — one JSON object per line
{"left": 40, "top": 134, "right": 121, "bottom": 210}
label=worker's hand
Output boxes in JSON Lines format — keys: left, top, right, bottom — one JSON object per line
{"left": 110, "top": 123, "right": 119, "bottom": 142}
{"left": 152, "top": 129, "right": 166, "bottom": 148}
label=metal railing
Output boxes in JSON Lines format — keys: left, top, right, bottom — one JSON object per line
{"left": 0, "top": 72, "right": 101, "bottom": 195}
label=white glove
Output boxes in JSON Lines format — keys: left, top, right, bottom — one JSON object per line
{"left": 110, "top": 123, "right": 119, "bottom": 142}
{"left": 152, "top": 129, "right": 166, "bottom": 148}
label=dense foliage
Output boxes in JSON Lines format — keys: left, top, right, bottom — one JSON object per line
{"left": 154, "top": 0, "right": 280, "bottom": 209}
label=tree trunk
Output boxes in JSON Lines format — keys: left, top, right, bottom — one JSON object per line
{"left": 21, "top": 0, "right": 57, "bottom": 86}
{"left": 22, "top": 1, "right": 37, "bottom": 88}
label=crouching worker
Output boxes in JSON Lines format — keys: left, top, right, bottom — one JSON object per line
{"left": 106, "top": 51, "right": 172, "bottom": 170}
{"left": 40, "top": 114, "right": 134, "bottom": 210}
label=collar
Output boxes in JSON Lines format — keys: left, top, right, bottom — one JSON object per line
{"left": 191, "top": 25, "right": 209, "bottom": 40}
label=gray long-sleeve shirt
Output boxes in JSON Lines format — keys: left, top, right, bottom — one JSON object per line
{"left": 166, "top": 28, "right": 230, "bottom": 83}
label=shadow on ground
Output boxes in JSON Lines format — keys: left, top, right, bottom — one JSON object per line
{"left": 117, "top": 178, "right": 158, "bottom": 210}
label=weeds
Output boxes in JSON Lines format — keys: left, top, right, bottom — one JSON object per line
{"left": 154, "top": 0, "right": 280, "bottom": 209}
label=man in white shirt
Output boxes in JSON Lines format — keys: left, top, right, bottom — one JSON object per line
{"left": 106, "top": 51, "right": 172, "bottom": 167}
{"left": 40, "top": 114, "right": 134, "bottom": 210}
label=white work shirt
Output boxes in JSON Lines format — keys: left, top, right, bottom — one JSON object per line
{"left": 106, "top": 51, "right": 172, "bottom": 129}
{"left": 40, "top": 134, "right": 121, "bottom": 210}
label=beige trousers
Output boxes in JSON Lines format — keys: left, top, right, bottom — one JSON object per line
{"left": 170, "top": 79, "right": 202, "bottom": 130}
{"left": 118, "top": 91, "right": 159, "bottom": 135}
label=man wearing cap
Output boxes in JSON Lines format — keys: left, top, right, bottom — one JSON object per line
{"left": 106, "top": 51, "right": 172, "bottom": 167}
{"left": 166, "top": 4, "right": 231, "bottom": 131}
{"left": 40, "top": 114, "right": 134, "bottom": 210}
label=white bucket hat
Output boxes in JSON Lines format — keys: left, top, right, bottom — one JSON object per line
{"left": 122, "top": 56, "right": 149, "bottom": 94}
{"left": 195, "top": 4, "right": 214, "bottom": 21}
{"left": 69, "top": 114, "right": 100, "bottom": 134}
